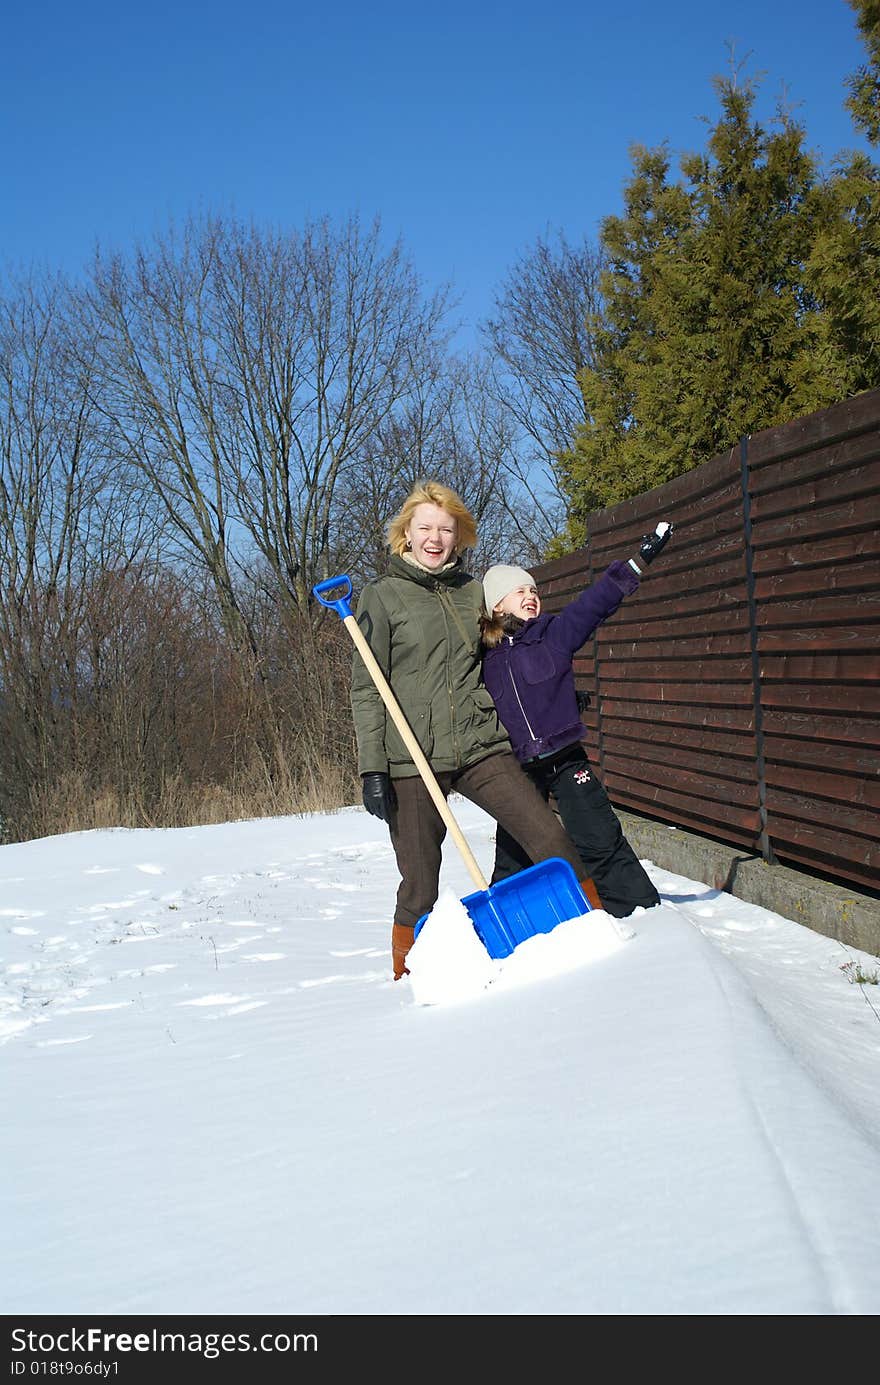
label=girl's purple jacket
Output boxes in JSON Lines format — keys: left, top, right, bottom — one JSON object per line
{"left": 482, "top": 559, "right": 640, "bottom": 763}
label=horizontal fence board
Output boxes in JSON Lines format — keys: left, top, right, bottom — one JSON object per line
{"left": 763, "top": 735, "right": 879, "bottom": 775}
{"left": 618, "top": 766, "right": 760, "bottom": 808}
{"left": 755, "top": 592, "right": 880, "bottom": 626}
{"left": 749, "top": 459, "right": 880, "bottom": 518}
{"left": 596, "top": 657, "right": 754, "bottom": 682}
{"left": 618, "top": 804, "right": 761, "bottom": 852}
{"left": 761, "top": 708, "right": 880, "bottom": 746}
{"left": 597, "top": 599, "right": 750, "bottom": 636}
{"left": 597, "top": 699, "right": 757, "bottom": 732}
{"left": 748, "top": 426, "right": 879, "bottom": 494}
{"left": 755, "top": 559, "right": 880, "bottom": 602}
{"left": 760, "top": 684, "right": 879, "bottom": 714}
{"left": 603, "top": 743, "right": 757, "bottom": 785}
{"left": 758, "top": 652, "right": 879, "bottom": 681}
{"left": 767, "top": 814, "right": 879, "bottom": 868}
{"left": 598, "top": 679, "right": 755, "bottom": 706}
{"left": 765, "top": 848, "right": 877, "bottom": 893}
{"left": 756, "top": 625, "right": 880, "bottom": 653}
{"left": 766, "top": 787, "right": 877, "bottom": 839}
{"left": 600, "top": 633, "right": 754, "bottom": 660}
{"left": 752, "top": 529, "right": 880, "bottom": 574}
{"left": 599, "top": 718, "right": 757, "bottom": 759}
{"left": 765, "top": 762, "right": 880, "bottom": 809}
{"left": 750, "top": 497, "right": 880, "bottom": 551}
{"left": 604, "top": 775, "right": 762, "bottom": 835}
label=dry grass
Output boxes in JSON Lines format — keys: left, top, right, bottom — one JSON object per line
{"left": 16, "top": 755, "right": 360, "bottom": 843}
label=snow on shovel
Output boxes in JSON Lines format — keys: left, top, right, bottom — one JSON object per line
{"left": 313, "top": 574, "right": 592, "bottom": 959}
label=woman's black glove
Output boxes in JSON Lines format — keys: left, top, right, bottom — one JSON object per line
{"left": 362, "top": 772, "right": 396, "bottom": 823}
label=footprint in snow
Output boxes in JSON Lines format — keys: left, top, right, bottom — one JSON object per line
{"left": 78, "top": 898, "right": 140, "bottom": 912}
{"left": 176, "top": 992, "right": 268, "bottom": 1019}
{"left": 301, "top": 878, "right": 360, "bottom": 892}
{"left": 56, "top": 1001, "right": 131, "bottom": 1014}
{"left": 331, "top": 948, "right": 384, "bottom": 958}
{"left": 177, "top": 993, "right": 250, "bottom": 1007}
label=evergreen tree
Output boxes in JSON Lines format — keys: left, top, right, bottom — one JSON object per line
{"left": 558, "top": 73, "right": 853, "bottom": 538}
{"left": 806, "top": 0, "right": 880, "bottom": 387}
{"left": 845, "top": 0, "right": 880, "bottom": 143}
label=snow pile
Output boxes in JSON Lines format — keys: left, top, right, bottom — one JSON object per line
{"left": 405, "top": 888, "right": 635, "bottom": 1005}
{"left": 405, "top": 890, "right": 500, "bottom": 1004}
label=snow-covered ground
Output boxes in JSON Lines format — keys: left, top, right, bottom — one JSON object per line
{"left": 3, "top": 801, "right": 879, "bottom": 1316}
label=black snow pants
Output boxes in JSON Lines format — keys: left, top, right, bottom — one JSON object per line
{"left": 491, "top": 743, "right": 661, "bottom": 918}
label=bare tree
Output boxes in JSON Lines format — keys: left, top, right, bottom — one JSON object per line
{"left": 0, "top": 270, "right": 165, "bottom": 838}
{"left": 216, "top": 217, "right": 452, "bottom": 609}
{"left": 78, "top": 214, "right": 461, "bottom": 791}
{"left": 338, "top": 350, "right": 539, "bottom": 579}
{"left": 482, "top": 230, "right": 606, "bottom": 552}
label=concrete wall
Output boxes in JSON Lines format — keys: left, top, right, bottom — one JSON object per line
{"left": 618, "top": 808, "right": 880, "bottom": 959}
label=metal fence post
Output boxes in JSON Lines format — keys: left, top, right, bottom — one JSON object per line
{"left": 587, "top": 518, "right": 608, "bottom": 782}
{"left": 740, "top": 434, "right": 775, "bottom": 864}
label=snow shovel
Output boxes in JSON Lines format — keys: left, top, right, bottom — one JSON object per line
{"left": 313, "top": 574, "right": 592, "bottom": 960}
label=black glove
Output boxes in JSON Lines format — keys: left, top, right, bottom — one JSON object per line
{"left": 633, "top": 521, "right": 673, "bottom": 570}
{"left": 362, "top": 772, "right": 396, "bottom": 823}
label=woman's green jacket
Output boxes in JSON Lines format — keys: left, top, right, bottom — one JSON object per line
{"left": 350, "top": 554, "right": 509, "bottom": 778}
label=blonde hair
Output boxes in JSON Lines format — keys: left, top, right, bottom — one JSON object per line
{"left": 386, "top": 481, "right": 478, "bottom": 556}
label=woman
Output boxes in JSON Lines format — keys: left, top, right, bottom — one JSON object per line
{"left": 350, "top": 480, "right": 594, "bottom": 980}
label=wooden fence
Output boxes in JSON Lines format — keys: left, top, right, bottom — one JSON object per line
{"left": 532, "top": 388, "right": 880, "bottom": 894}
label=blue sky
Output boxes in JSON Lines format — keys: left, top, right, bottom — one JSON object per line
{"left": 2, "top": 0, "right": 871, "bottom": 347}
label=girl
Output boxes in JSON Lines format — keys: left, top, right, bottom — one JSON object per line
{"left": 480, "top": 524, "right": 673, "bottom": 918}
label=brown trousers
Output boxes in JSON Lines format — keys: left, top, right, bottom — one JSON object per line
{"left": 387, "top": 749, "right": 588, "bottom": 928}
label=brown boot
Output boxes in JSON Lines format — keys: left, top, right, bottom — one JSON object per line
{"left": 581, "top": 878, "right": 603, "bottom": 911}
{"left": 392, "top": 923, "right": 415, "bottom": 980}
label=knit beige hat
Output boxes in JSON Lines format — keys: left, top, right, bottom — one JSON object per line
{"left": 482, "top": 564, "right": 537, "bottom": 613}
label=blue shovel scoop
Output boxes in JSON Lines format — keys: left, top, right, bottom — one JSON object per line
{"left": 313, "top": 575, "right": 591, "bottom": 959}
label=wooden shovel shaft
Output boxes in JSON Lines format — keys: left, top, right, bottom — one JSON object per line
{"left": 343, "top": 613, "right": 490, "bottom": 892}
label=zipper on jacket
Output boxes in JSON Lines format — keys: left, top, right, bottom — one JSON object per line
{"left": 505, "top": 636, "right": 537, "bottom": 743}
{"left": 440, "top": 587, "right": 464, "bottom": 767}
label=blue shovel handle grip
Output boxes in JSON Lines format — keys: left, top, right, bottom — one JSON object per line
{"left": 312, "top": 574, "right": 354, "bottom": 619}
